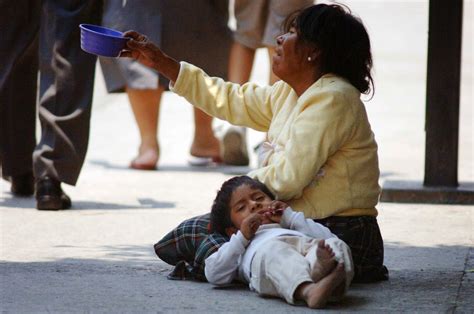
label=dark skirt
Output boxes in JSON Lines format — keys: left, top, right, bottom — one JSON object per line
{"left": 100, "top": 0, "right": 232, "bottom": 93}
{"left": 314, "top": 216, "right": 389, "bottom": 283}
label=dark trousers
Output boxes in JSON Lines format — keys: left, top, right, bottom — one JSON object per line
{"left": 315, "top": 216, "right": 389, "bottom": 283}
{"left": 0, "top": 0, "right": 101, "bottom": 185}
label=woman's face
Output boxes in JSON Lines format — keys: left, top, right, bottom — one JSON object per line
{"left": 229, "top": 184, "right": 273, "bottom": 229}
{"left": 272, "top": 26, "right": 311, "bottom": 81}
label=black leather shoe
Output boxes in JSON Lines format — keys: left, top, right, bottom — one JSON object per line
{"left": 9, "top": 172, "right": 35, "bottom": 196}
{"left": 35, "top": 176, "right": 71, "bottom": 210}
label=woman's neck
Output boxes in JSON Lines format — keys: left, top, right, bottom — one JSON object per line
{"left": 291, "top": 80, "right": 317, "bottom": 97}
{"left": 289, "top": 69, "right": 323, "bottom": 97}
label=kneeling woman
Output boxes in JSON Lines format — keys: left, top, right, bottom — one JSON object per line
{"left": 121, "top": 3, "right": 388, "bottom": 282}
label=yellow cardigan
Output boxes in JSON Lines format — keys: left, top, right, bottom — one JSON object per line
{"left": 171, "top": 62, "right": 380, "bottom": 218}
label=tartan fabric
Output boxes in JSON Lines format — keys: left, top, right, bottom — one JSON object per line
{"left": 314, "top": 215, "right": 389, "bottom": 283}
{"left": 154, "top": 213, "right": 229, "bottom": 281}
{"left": 193, "top": 232, "right": 229, "bottom": 280}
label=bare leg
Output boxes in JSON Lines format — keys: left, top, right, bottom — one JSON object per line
{"left": 228, "top": 41, "right": 255, "bottom": 83}
{"left": 190, "top": 108, "right": 221, "bottom": 159}
{"left": 294, "top": 263, "right": 346, "bottom": 309}
{"left": 311, "top": 239, "right": 338, "bottom": 283}
{"left": 213, "top": 40, "right": 254, "bottom": 166}
{"left": 266, "top": 47, "right": 280, "bottom": 84}
{"left": 126, "top": 86, "right": 163, "bottom": 170}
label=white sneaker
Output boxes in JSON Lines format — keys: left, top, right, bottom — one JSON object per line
{"left": 220, "top": 126, "right": 249, "bottom": 166}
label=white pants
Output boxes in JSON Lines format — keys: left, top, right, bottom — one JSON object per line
{"left": 249, "top": 237, "right": 354, "bottom": 304}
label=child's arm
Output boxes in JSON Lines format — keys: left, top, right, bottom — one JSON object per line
{"left": 280, "top": 207, "right": 336, "bottom": 239}
{"left": 204, "top": 231, "right": 249, "bottom": 286}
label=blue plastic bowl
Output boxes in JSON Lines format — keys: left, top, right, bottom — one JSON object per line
{"left": 79, "top": 24, "right": 128, "bottom": 57}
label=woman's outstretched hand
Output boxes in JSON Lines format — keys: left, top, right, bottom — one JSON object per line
{"left": 120, "top": 31, "right": 161, "bottom": 68}
{"left": 120, "top": 30, "right": 180, "bottom": 83}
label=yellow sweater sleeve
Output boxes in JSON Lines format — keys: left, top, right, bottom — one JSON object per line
{"left": 249, "top": 90, "right": 356, "bottom": 201}
{"left": 170, "top": 62, "right": 274, "bottom": 132}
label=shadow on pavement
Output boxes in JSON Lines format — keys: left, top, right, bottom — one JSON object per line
{"left": 48, "top": 244, "right": 160, "bottom": 262}
{"left": 89, "top": 159, "right": 399, "bottom": 178}
{"left": 0, "top": 195, "right": 175, "bottom": 210}
{"left": 1, "top": 244, "right": 471, "bottom": 312}
{"left": 70, "top": 198, "right": 176, "bottom": 210}
{"left": 89, "top": 159, "right": 252, "bottom": 175}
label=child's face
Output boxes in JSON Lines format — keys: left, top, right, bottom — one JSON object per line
{"left": 229, "top": 184, "right": 274, "bottom": 229}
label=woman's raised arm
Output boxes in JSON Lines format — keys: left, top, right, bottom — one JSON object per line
{"left": 120, "top": 30, "right": 180, "bottom": 84}
{"left": 120, "top": 30, "right": 275, "bottom": 131}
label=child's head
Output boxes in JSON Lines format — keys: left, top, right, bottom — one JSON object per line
{"left": 210, "top": 176, "right": 275, "bottom": 235}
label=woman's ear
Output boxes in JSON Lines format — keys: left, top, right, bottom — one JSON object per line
{"left": 308, "top": 47, "right": 320, "bottom": 63}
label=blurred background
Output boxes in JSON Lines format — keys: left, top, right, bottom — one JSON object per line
{"left": 89, "top": 0, "right": 472, "bottom": 183}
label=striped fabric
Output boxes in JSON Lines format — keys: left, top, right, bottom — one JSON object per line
{"left": 154, "top": 213, "right": 229, "bottom": 281}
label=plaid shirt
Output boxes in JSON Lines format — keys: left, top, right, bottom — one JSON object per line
{"left": 154, "top": 213, "right": 229, "bottom": 281}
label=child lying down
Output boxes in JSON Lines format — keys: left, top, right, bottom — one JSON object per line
{"left": 205, "top": 176, "right": 354, "bottom": 309}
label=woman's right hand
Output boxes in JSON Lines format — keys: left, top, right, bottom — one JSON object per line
{"left": 120, "top": 30, "right": 179, "bottom": 83}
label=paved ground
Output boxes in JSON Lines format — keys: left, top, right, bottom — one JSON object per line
{"left": 1, "top": 1, "right": 473, "bottom": 313}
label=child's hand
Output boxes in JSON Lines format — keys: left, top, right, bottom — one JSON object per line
{"left": 263, "top": 200, "right": 288, "bottom": 224}
{"left": 240, "top": 213, "right": 262, "bottom": 240}
{"left": 269, "top": 200, "right": 288, "bottom": 213}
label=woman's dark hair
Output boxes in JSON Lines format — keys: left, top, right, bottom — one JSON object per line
{"left": 284, "top": 3, "right": 374, "bottom": 95}
{"left": 210, "top": 176, "right": 274, "bottom": 235}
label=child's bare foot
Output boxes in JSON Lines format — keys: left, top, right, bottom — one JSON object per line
{"left": 296, "top": 263, "right": 346, "bottom": 309}
{"left": 311, "top": 240, "right": 337, "bottom": 283}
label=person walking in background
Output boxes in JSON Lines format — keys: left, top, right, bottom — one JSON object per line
{"left": 0, "top": 0, "right": 101, "bottom": 210}
{"left": 100, "top": 0, "right": 232, "bottom": 170}
{"left": 230, "top": 0, "right": 314, "bottom": 85}
{"left": 223, "top": 0, "right": 315, "bottom": 166}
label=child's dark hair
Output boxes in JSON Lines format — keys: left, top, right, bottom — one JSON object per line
{"left": 284, "top": 4, "right": 374, "bottom": 96}
{"left": 210, "top": 176, "right": 274, "bottom": 235}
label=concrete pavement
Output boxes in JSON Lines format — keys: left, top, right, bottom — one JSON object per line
{"left": 1, "top": 1, "right": 473, "bottom": 313}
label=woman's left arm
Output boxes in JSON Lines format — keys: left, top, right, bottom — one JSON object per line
{"left": 171, "top": 62, "right": 277, "bottom": 131}
{"left": 250, "top": 90, "right": 356, "bottom": 200}
{"left": 121, "top": 30, "right": 276, "bottom": 131}
{"left": 120, "top": 31, "right": 180, "bottom": 84}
